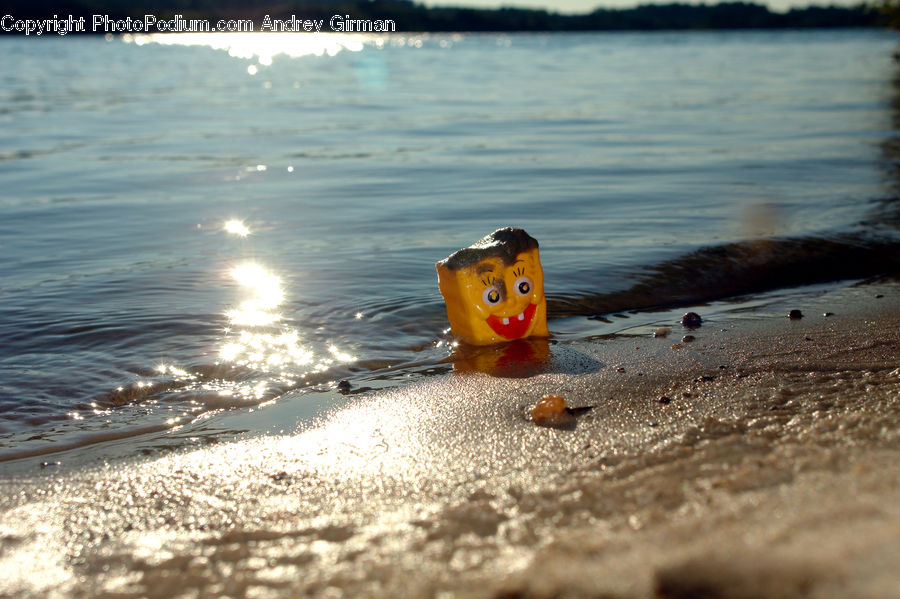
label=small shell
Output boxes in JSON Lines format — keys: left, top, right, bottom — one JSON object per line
{"left": 530, "top": 394, "right": 573, "bottom": 426}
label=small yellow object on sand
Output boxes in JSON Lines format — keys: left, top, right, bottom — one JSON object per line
{"left": 530, "top": 394, "right": 571, "bottom": 426}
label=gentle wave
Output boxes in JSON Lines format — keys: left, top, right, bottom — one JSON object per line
{"left": 549, "top": 233, "right": 900, "bottom": 317}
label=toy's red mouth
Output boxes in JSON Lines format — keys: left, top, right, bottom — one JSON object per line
{"left": 486, "top": 303, "right": 537, "bottom": 339}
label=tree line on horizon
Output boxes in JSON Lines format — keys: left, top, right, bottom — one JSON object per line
{"left": 0, "top": 0, "right": 885, "bottom": 32}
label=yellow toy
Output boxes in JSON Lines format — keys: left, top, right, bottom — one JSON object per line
{"left": 436, "top": 227, "right": 549, "bottom": 346}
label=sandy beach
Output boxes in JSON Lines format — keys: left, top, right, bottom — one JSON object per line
{"left": 1, "top": 277, "right": 898, "bottom": 598}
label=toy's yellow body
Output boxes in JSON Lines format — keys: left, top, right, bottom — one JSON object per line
{"left": 436, "top": 227, "right": 549, "bottom": 346}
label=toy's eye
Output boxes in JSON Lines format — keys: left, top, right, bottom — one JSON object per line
{"left": 482, "top": 286, "right": 502, "bottom": 305}
{"left": 514, "top": 276, "right": 533, "bottom": 296}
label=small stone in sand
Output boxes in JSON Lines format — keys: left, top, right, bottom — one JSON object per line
{"left": 681, "top": 312, "right": 702, "bottom": 328}
{"left": 682, "top": 335, "right": 696, "bottom": 343}
{"left": 824, "top": 312, "right": 834, "bottom": 317}
{"left": 530, "top": 394, "right": 572, "bottom": 426}
{"left": 789, "top": 309, "right": 803, "bottom": 319}
{"left": 616, "top": 367, "right": 626, "bottom": 373}
{"left": 337, "top": 380, "right": 352, "bottom": 392}
{"left": 654, "top": 327, "right": 671, "bottom": 338}
{"left": 658, "top": 396, "right": 672, "bottom": 405}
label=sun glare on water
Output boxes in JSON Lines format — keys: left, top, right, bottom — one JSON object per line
{"left": 220, "top": 262, "right": 355, "bottom": 379}
{"left": 224, "top": 219, "right": 250, "bottom": 237}
{"left": 226, "top": 263, "right": 284, "bottom": 327}
{"left": 144, "top": 238, "right": 358, "bottom": 415}
{"left": 126, "top": 32, "right": 367, "bottom": 65}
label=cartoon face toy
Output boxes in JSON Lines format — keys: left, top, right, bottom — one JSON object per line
{"left": 436, "top": 227, "right": 549, "bottom": 346}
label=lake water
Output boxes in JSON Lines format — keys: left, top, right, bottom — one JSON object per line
{"left": 1, "top": 29, "right": 899, "bottom": 462}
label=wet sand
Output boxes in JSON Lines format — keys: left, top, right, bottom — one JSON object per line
{"left": 1, "top": 278, "right": 898, "bottom": 598}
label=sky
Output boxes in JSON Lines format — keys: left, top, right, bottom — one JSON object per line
{"left": 420, "top": 0, "right": 864, "bottom": 15}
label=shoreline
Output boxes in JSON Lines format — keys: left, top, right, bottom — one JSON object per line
{"left": 1, "top": 276, "right": 898, "bottom": 598}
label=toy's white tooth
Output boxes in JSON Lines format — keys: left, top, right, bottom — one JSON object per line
{"left": 518, "top": 312, "right": 524, "bottom": 321}
{"left": 502, "top": 317, "right": 509, "bottom": 325}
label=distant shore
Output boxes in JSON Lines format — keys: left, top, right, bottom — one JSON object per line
{"left": 0, "top": 1, "right": 885, "bottom": 34}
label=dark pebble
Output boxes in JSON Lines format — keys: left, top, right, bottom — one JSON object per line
{"left": 681, "top": 312, "right": 702, "bottom": 328}
{"left": 875, "top": 294, "right": 884, "bottom": 299}
{"left": 718, "top": 365, "right": 728, "bottom": 369}
{"left": 789, "top": 309, "right": 803, "bottom": 319}
{"left": 682, "top": 335, "right": 695, "bottom": 343}
{"left": 823, "top": 312, "right": 834, "bottom": 317}
{"left": 658, "top": 396, "right": 672, "bottom": 404}
{"left": 616, "top": 367, "right": 626, "bottom": 373}
{"left": 695, "top": 375, "right": 715, "bottom": 382}
{"left": 40, "top": 461, "right": 61, "bottom": 469}
{"left": 337, "top": 380, "right": 352, "bottom": 392}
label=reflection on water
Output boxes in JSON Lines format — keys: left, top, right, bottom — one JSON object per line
{"left": 449, "top": 337, "right": 603, "bottom": 378}
{"left": 218, "top": 255, "right": 356, "bottom": 391}
{"left": 103, "top": 227, "right": 362, "bottom": 426}
{"left": 450, "top": 338, "right": 553, "bottom": 378}
{"left": 224, "top": 219, "right": 250, "bottom": 237}
{"left": 226, "top": 263, "right": 283, "bottom": 327}
{"left": 126, "top": 32, "right": 366, "bottom": 66}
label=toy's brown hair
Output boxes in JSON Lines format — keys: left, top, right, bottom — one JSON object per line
{"left": 438, "top": 227, "right": 539, "bottom": 271}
